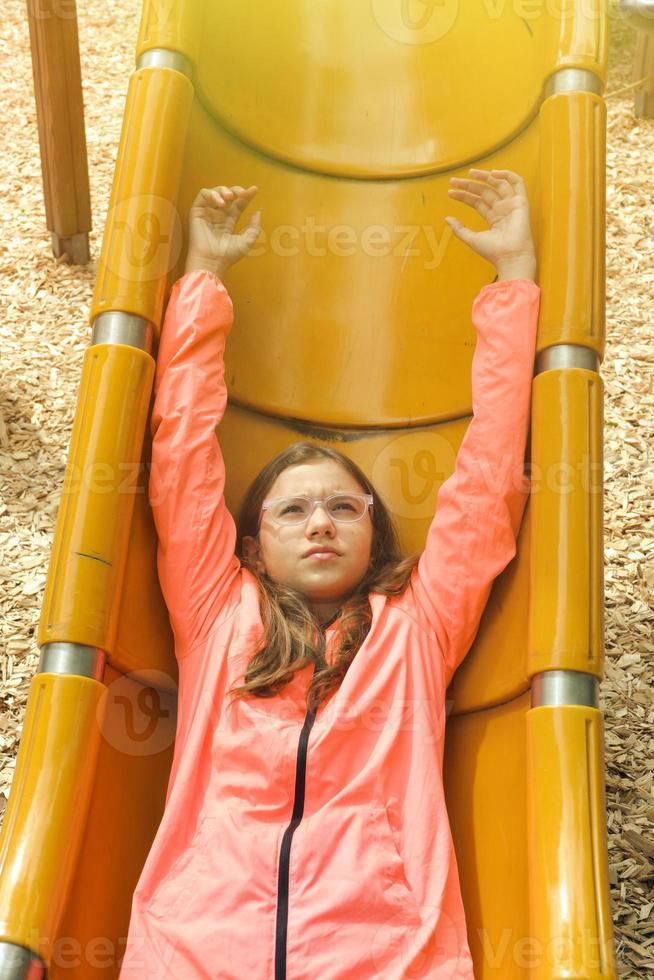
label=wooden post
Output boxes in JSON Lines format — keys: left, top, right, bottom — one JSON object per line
{"left": 633, "top": 29, "right": 654, "bottom": 118}
{"left": 26, "top": 0, "right": 92, "bottom": 264}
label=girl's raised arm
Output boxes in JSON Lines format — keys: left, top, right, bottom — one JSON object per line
{"left": 408, "top": 276, "right": 540, "bottom": 685}
{"left": 148, "top": 185, "right": 261, "bottom": 657}
{"left": 408, "top": 169, "right": 540, "bottom": 684}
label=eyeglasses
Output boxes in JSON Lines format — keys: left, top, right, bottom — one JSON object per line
{"left": 258, "top": 492, "right": 374, "bottom": 528}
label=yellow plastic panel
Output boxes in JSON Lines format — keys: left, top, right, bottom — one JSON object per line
{"left": 538, "top": 91, "right": 606, "bottom": 356}
{"left": 526, "top": 706, "right": 617, "bottom": 979}
{"left": 110, "top": 423, "right": 176, "bottom": 694}
{"left": 136, "top": 0, "right": 205, "bottom": 66}
{"left": 91, "top": 68, "right": 193, "bottom": 327}
{"left": 443, "top": 690, "right": 531, "bottom": 978}
{"left": 448, "top": 503, "right": 533, "bottom": 713}
{"left": 196, "top": 2, "right": 560, "bottom": 177}
{"left": 38, "top": 345, "right": 154, "bottom": 652}
{"left": 529, "top": 369, "right": 604, "bottom": 677}
{"left": 174, "top": 99, "right": 543, "bottom": 427}
{"left": 111, "top": 499, "right": 176, "bottom": 692}
{"left": 0, "top": 674, "right": 104, "bottom": 961}
{"left": 220, "top": 403, "right": 530, "bottom": 712}
{"left": 50, "top": 663, "right": 177, "bottom": 979}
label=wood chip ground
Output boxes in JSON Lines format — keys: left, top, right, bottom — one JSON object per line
{"left": 0, "top": 2, "right": 651, "bottom": 976}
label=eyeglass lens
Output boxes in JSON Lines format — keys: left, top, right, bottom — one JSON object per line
{"left": 268, "top": 494, "right": 367, "bottom": 524}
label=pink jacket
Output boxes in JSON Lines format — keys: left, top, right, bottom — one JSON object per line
{"left": 119, "top": 270, "right": 540, "bottom": 979}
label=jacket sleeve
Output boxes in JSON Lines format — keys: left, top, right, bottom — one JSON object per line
{"left": 148, "top": 268, "right": 241, "bottom": 656}
{"left": 408, "top": 278, "right": 541, "bottom": 685}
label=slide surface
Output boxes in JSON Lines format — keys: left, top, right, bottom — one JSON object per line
{"left": 0, "top": 2, "right": 616, "bottom": 978}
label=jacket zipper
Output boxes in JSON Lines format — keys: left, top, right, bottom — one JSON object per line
{"left": 274, "top": 703, "right": 316, "bottom": 980}
{"left": 274, "top": 609, "right": 340, "bottom": 980}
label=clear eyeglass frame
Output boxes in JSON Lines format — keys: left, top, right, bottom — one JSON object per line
{"left": 258, "top": 492, "right": 374, "bottom": 529}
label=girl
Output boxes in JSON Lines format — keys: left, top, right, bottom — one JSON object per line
{"left": 119, "top": 173, "right": 540, "bottom": 979}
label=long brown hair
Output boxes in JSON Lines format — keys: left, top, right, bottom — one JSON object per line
{"left": 228, "top": 441, "right": 420, "bottom": 713}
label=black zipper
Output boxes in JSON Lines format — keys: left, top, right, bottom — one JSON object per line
{"left": 274, "top": 609, "right": 341, "bottom": 980}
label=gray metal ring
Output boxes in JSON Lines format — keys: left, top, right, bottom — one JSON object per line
{"left": 544, "top": 68, "right": 603, "bottom": 98}
{"left": 535, "top": 344, "right": 600, "bottom": 375}
{"left": 91, "top": 312, "right": 153, "bottom": 352}
{"left": 38, "top": 643, "right": 106, "bottom": 681}
{"left": 0, "top": 942, "right": 45, "bottom": 979}
{"left": 136, "top": 48, "right": 193, "bottom": 77}
{"left": 531, "top": 669, "right": 599, "bottom": 707}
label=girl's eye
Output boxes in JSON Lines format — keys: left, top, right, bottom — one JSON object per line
{"left": 331, "top": 497, "right": 360, "bottom": 513}
{"left": 281, "top": 504, "right": 302, "bottom": 514}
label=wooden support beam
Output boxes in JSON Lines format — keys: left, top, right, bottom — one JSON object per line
{"left": 26, "top": 0, "right": 92, "bottom": 264}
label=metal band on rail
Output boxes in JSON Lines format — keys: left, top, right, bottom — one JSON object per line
{"left": 0, "top": 942, "right": 45, "bottom": 980}
{"left": 38, "top": 642, "right": 106, "bottom": 681}
{"left": 91, "top": 312, "right": 153, "bottom": 352}
{"left": 136, "top": 48, "right": 193, "bottom": 77}
{"left": 531, "top": 670, "right": 600, "bottom": 708}
{"left": 544, "top": 68, "right": 603, "bottom": 98}
{"left": 535, "top": 343, "right": 600, "bottom": 375}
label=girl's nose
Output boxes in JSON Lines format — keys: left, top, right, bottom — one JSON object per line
{"left": 305, "top": 502, "right": 335, "bottom": 533}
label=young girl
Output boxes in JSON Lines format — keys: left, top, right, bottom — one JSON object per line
{"left": 119, "top": 173, "right": 540, "bottom": 979}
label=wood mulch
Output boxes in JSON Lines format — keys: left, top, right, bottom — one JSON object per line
{"left": 0, "top": 2, "right": 651, "bottom": 976}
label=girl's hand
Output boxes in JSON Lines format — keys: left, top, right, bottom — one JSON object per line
{"left": 445, "top": 169, "right": 537, "bottom": 281}
{"left": 184, "top": 184, "right": 261, "bottom": 278}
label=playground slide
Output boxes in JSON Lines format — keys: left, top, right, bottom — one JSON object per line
{"left": 0, "top": 1, "right": 617, "bottom": 977}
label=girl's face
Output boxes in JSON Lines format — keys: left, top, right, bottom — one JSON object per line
{"left": 242, "top": 460, "right": 374, "bottom": 620}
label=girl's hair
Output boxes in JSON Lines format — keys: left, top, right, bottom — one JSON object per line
{"left": 228, "top": 440, "right": 420, "bottom": 713}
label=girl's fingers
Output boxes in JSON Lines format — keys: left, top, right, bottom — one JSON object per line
{"left": 227, "top": 194, "right": 255, "bottom": 220}
{"left": 444, "top": 216, "right": 477, "bottom": 247}
{"left": 197, "top": 183, "right": 257, "bottom": 198}
{"left": 192, "top": 184, "right": 258, "bottom": 213}
{"left": 226, "top": 191, "right": 260, "bottom": 229}
{"left": 191, "top": 188, "right": 221, "bottom": 208}
{"left": 449, "top": 179, "right": 499, "bottom": 207}
{"left": 240, "top": 211, "right": 262, "bottom": 238}
{"left": 469, "top": 168, "right": 527, "bottom": 200}
{"left": 467, "top": 169, "right": 513, "bottom": 199}
{"left": 489, "top": 169, "right": 523, "bottom": 184}
{"left": 447, "top": 188, "right": 492, "bottom": 221}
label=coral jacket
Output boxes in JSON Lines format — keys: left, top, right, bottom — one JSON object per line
{"left": 119, "top": 270, "right": 540, "bottom": 979}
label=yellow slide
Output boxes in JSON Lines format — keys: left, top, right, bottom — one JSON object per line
{"left": 0, "top": 1, "right": 617, "bottom": 977}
